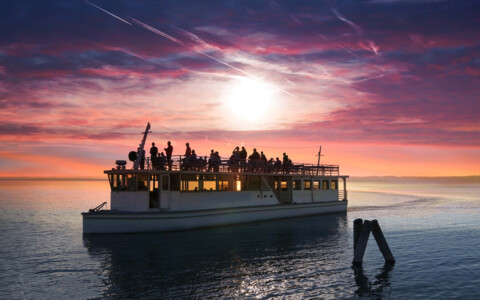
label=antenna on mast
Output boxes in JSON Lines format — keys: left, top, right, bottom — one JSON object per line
{"left": 133, "top": 123, "right": 152, "bottom": 170}
{"left": 316, "top": 145, "right": 324, "bottom": 176}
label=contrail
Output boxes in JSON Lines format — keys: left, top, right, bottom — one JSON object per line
{"left": 84, "top": 0, "right": 132, "bottom": 25}
{"left": 129, "top": 17, "right": 297, "bottom": 98}
{"left": 84, "top": 1, "right": 296, "bottom": 98}
{"left": 129, "top": 18, "right": 185, "bottom": 46}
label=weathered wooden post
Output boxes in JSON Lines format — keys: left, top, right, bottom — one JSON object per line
{"left": 353, "top": 219, "right": 395, "bottom": 265}
{"left": 371, "top": 219, "right": 395, "bottom": 263}
{"left": 353, "top": 220, "right": 371, "bottom": 264}
{"left": 353, "top": 218, "right": 363, "bottom": 254}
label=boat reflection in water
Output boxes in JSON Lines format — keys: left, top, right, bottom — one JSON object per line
{"left": 352, "top": 263, "right": 395, "bottom": 298}
{"left": 83, "top": 213, "right": 361, "bottom": 298}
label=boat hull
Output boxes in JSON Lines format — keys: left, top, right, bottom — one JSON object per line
{"left": 82, "top": 200, "right": 348, "bottom": 233}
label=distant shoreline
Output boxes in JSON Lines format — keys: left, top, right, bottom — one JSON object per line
{"left": 0, "top": 177, "right": 106, "bottom": 181}
{"left": 0, "top": 175, "right": 478, "bottom": 182}
{"left": 348, "top": 175, "right": 480, "bottom": 183}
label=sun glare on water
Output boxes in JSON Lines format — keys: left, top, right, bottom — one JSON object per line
{"left": 227, "top": 78, "right": 274, "bottom": 123}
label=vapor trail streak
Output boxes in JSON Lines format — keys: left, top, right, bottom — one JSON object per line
{"left": 129, "top": 17, "right": 297, "bottom": 98}
{"left": 129, "top": 18, "right": 185, "bottom": 46}
{"left": 84, "top": 0, "right": 132, "bottom": 25}
{"left": 84, "top": 1, "right": 296, "bottom": 98}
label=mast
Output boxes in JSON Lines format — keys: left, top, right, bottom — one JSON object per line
{"left": 133, "top": 122, "right": 151, "bottom": 170}
{"left": 316, "top": 145, "right": 324, "bottom": 176}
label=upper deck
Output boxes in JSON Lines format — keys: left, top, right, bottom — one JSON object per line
{"left": 106, "top": 154, "right": 342, "bottom": 177}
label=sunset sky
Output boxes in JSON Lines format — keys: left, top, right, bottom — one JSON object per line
{"left": 0, "top": 0, "right": 479, "bottom": 178}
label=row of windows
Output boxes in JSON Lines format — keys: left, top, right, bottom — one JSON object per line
{"left": 108, "top": 173, "right": 338, "bottom": 192}
{"left": 294, "top": 179, "right": 337, "bottom": 191}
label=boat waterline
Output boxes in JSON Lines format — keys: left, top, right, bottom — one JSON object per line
{"left": 83, "top": 200, "right": 347, "bottom": 233}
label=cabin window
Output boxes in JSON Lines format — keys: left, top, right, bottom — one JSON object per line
{"left": 322, "top": 180, "right": 329, "bottom": 190}
{"left": 170, "top": 174, "right": 180, "bottom": 191}
{"left": 304, "top": 180, "right": 311, "bottom": 190}
{"left": 118, "top": 174, "right": 125, "bottom": 190}
{"left": 331, "top": 180, "right": 338, "bottom": 190}
{"left": 218, "top": 175, "right": 231, "bottom": 191}
{"left": 293, "top": 180, "right": 301, "bottom": 190}
{"left": 235, "top": 175, "right": 246, "bottom": 192}
{"left": 219, "top": 180, "right": 229, "bottom": 191}
{"left": 247, "top": 176, "right": 260, "bottom": 191}
{"left": 281, "top": 181, "right": 288, "bottom": 191}
{"left": 138, "top": 174, "right": 148, "bottom": 191}
{"left": 181, "top": 174, "right": 199, "bottom": 192}
{"left": 111, "top": 174, "right": 119, "bottom": 190}
{"left": 161, "top": 175, "right": 168, "bottom": 191}
{"left": 313, "top": 180, "right": 320, "bottom": 190}
{"left": 126, "top": 174, "right": 136, "bottom": 191}
{"left": 150, "top": 175, "right": 158, "bottom": 192}
{"left": 203, "top": 174, "right": 216, "bottom": 191}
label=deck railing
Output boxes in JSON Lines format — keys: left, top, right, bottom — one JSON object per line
{"left": 134, "top": 154, "right": 340, "bottom": 176}
{"left": 338, "top": 190, "right": 347, "bottom": 201}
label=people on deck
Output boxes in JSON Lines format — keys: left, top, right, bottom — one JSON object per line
{"left": 191, "top": 149, "right": 197, "bottom": 160}
{"left": 208, "top": 150, "right": 216, "bottom": 171}
{"left": 260, "top": 151, "right": 267, "bottom": 163}
{"left": 240, "top": 146, "right": 247, "bottom": 161}
{"left": 283, "top": 153, "right": 291, "bottom": 174}
{"left": 249, "top": 148, "right": 260, "bottom": 160}
{"left": 145, "top": 142, "right": 298, "bottom": 174}
{"left": 274, "top": 157, "right": 282, "bottom": 172}
{"left": 267, "top": 158, "right": 274, "bottom": 172}
{"left": 153, "top": 152, "right": 166, "bottom": 170}
{"left": 138, "top": 146, "right": 145, "bottom": 170}
{"left": 185, "top": 143, "right": 192, "bottom": 157}
{"left": 164, "top": 141, "right": 173, "bottom": 170}
{"left": 232, "top": 146, "right": 240, "bottom": 157}
{"left": 150, "top": 142, "right": 158, "bottom": 158}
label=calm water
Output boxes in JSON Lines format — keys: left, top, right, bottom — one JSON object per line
{"left": 0, "top": 179, "right": 479, "bottom": 299}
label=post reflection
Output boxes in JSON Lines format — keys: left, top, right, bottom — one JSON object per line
{"left": 352, "top": 262, "right": 395, "bottom": 298}
{"left": 83, "top": 213, "right": 348, "bottom": 298}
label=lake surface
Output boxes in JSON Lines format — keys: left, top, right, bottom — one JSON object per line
{"left": 0, "top": 178, "right": 479, "bottom": 299}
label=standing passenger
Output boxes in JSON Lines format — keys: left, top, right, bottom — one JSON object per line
{"left": 260, "top": 151, "right": 267, "bottom": 163}
{"left": 139, "top": 146, "right": 145, "bottom": 170}
{"left": 240, "top": 146, "right": 247, "bottom": 160}
{"left": 164, "top": 141, "right": 173, "bottom": 170}
{"left": 185, "top": 143, "right": 192, "bottom": 157}
{"left": 150, "top": 142, "right": 158, "bottom": 158}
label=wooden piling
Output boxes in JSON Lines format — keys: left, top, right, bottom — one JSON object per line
{"left": 352, "top": 220, "right": 371, "bottom": 264}
{"left": 353, "top": 218, "right": 363, "bottom": 254}
{"left": 371, "top": 219, "right": 395, "bottom": 263}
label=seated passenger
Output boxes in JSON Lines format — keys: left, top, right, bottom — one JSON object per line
{"left": 158, "top": 152, "right": 166, "bottom": 170}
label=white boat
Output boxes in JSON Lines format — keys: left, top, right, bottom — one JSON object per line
{"left": 82, "top": 123, "right": 348, "bottom": 233}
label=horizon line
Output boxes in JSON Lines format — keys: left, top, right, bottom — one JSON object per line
{"left": 0, "top": 175, "right": 479, "bottom": 181}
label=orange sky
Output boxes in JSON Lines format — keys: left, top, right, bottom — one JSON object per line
{"left": 1, "top": 1, "right": 479, "bottom": 178}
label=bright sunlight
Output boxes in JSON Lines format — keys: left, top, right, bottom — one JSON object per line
{"left": 227, "top": 77, "right": 274, "bottom": 122}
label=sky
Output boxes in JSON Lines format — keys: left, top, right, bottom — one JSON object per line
{"left": 0, "top": 0, "right": 479, "bottom": 178}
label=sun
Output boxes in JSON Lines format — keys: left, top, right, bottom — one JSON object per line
{"left": 227, "top": 77, "right": 274, "bottom": 122}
